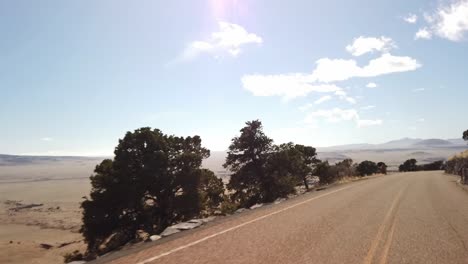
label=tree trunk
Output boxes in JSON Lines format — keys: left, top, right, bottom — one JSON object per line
{"left": 303, "top": 176, "right": 309, "bottom": 190}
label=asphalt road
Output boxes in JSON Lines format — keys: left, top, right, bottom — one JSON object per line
{"left": 97, "top": 171, "right": 468, "bottom": 264}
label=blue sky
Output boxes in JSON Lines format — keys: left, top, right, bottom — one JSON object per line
{"left": 1, "top": 0, "right": 467, "bottom": 156}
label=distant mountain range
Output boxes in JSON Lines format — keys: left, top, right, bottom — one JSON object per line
{"left": 1, "top": 138, "right": 466, "bottom": 179}
{"left": 318, "top": 138, "right": 466, "bottom": 151}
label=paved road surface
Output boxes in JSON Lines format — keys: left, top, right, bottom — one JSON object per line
{"left": 95, "top": 171, "right": 468, "bottom": 264}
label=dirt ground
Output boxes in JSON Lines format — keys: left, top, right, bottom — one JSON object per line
{"left": 0, "top": 178, "right": 91, "bottom": 264}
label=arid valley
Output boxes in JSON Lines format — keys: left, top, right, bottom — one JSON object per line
{"left": 1, "top": 138, "right": 466, "bottom": 263}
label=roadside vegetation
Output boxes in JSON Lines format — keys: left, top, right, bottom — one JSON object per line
{"left": 398, "top": 159, "right": 445, "bottom": 172}
{"left": 69, "top": 120, "right": 389, "bottom": 262}
{"left": 445, "top": 129, "right": 468, "bottom": 184}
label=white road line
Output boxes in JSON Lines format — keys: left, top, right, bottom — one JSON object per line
{"left": 135, "top": 184, "right": 356, "bottom": 264}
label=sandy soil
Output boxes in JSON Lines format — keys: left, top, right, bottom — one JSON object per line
{"left": 0, "top": 176, "right": 92, "bottom": 263}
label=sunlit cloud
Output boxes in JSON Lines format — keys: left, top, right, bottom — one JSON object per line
{"left": 311, "top": 53, "right": 421, "bottom": 83}
{"left": 314, "top": 95, "right": 332, "bottom": 105}
{"left": 304, "top": 108, "right": 382, "bottom": 128}
{"left": 366, "top": 82, "right": 378, "bottom": 88}
{"left": 403, "top": 13, "right": 418, "bottom": 24}
{"left": 345, "top": 36, "right": 396, "bottom": 56}
{"left": 335, "top": 90, "right": 357, "bottom": 104}
{"left": 241, "top": 74, "right": 343, "bottom": 101}
{"left": 415, "top": 0, "right": 468, "bottom": 41}
{"left": 173, "top": 21, "right": 262, "bottom": 63}
{"left": 243, "top": 38, "right": 420, "bottom": 100}
{"left": 415, "top": 28, "right": 432, "bottom": 40}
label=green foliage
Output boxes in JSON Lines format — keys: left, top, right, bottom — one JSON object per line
{"left": 315, "top": 159, "right": 360, "bottom": 185}
{"left": 315, "top": 161, "right": 334, "bottom": 184}
{"left": 224, "top": 120, "right": 307, "bottom": 207}
{"left": 224, "top": 120, "right": 274, "bottom": 207}
{"left": 220, "top": 199, "right": 238, "bottom": 215}
{"left": 377, "top": 162, "right": 388, "bottom": 175}
{"left": 446, "top": 153, "right": 468, "bottom": 177}
{"left": 288, "top": 144, "right": 320, "bottom": 190}
{"left": 80, "top": 127, "right": 211, "bottom": 254}
{"left": 356, "top": 160, "right": 379, "bottom": 176}
{"left": 420, "top": 160, "right": 445, "bottom": 171}
{"left": 264, "top": 144, "right": 300, "bottom": 198}
{"left": 334, "top": 159, "right": 357, "bottom": 178}
{"left": 199, "top": 169, "right": 225, "bottom": 215}
{"left": 399, "top": 159, "right": 419, "bottom": 172}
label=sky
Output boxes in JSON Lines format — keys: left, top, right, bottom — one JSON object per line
{"left": 1, "top": 0, "right": 468, "bottom": 156}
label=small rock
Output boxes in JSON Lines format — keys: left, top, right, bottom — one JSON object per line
{"left": 171, "top": 221, "right": 202, "bottom": 230}
{"left": 235, "top": 208, "right": 248, "bottom": 214}
{"left": 9, "top": 241, "right": 13, "bottom": 244}
{"left": 213, "top": 210, "right": 222, "bottom": 215}
{"left": 188, "top": 219, "right": 204, "bottom": 224}
{"left": 200, "top": 216, "right": 216, "bottom": 223}
{"left": 274, "top": 198, "right": 286, "bottom": 205}
{"left": 160, "top": 227, "right": 180, "bottom": 237}
{"left": 39, "top": 243, "right": 53, "bottom": 250}
{"left": 250, "top": 204, "right": 263, "bottom": 210}
{"left": 149, "top": 235, "right": 161, "bottom": 242}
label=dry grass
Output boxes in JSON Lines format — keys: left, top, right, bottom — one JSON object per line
{"left": 449, "top": 150, "right": 468, "bottom": 160}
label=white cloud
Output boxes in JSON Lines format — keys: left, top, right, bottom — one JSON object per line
{"left": 412, "top": 88, "right": 425, "bottom": 92}
{"left": 242, "top": 37, "right": 420, "bottom": 103}
{"left": 361, "top": 105, "right": 376, "bottom": 110}
{"left": 417, "top": 118, "right": 425, "bottom": 122}
{"left": 304, "top": 108, "right": 382, "bottom": 128}
{"left": 360, "top": 53, "right": 421, "bottom": 77}
{"left": 418, "top": 0, "right": 468, "bottom": 41}
{"left": 40, "top": 137, "right": 53, "bottom": 141}
{"left": 314, "top": 95, "right": 332, "bottom": 105}
{"left": 311, "top": 58, "right": 361, "bottom": 82}
{"left": 177, "top": 21, "right": 262, "bottom": 61}
{"left": 366, "top": 82, "right": 378, "bottom": 88}
{"left": 415, "top": 28, "right": 433, "bottom": 39}
{"left": 334, "top": 90, "right": 356, "bottom": 104}
{"left": 311, "top": 53, "right": 421, "bottom": 83}
{"left": 433, "top": 0, "right": 468, "bottom": 41}
{"left": 241, "top": 74, "right": 342, "bottom": 100}
{"left": 345, "top": 36, "right": 396, "bottom": 56}
{"left": 404, "top": 13, "right": 418, "bottom": 24}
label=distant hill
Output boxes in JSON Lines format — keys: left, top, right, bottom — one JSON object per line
{"left": 447, "top": 138, "right": 466, "bottom": 145}
{"left": 1, "top": 136, "right": 466, "bottom": 181}
{"left": 412, "top": 139, "right": 453, "bottom": 147}
{"left": 379, "top": 138, "right": 423, "bottom": 148}
{"left": 319, "top": 137, "right": 466, "bottom": 151}
{"left": 0, "top": 154, "right": 104, "bottom": 166}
